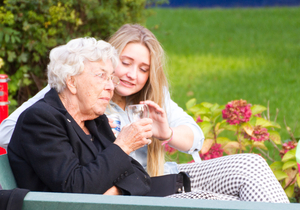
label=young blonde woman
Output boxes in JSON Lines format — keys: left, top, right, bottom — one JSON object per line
{"left": 106, "top": 24, "right": 289, "bottom": 202}
{"left": 106, "top": 24, "right": 203, "bottom": 177}
{"left": 0, "top": 24, "right": 289, "bottom": 203}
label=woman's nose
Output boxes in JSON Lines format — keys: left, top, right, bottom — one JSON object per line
{"left": 126, "top": 65, "right": 137, "bottom": 79}
{"left": 104, "top": 78, "right": 115, "bottom": 90}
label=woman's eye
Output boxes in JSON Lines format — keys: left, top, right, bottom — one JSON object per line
{"left": 122, "top": 62, "right": 130, "bottom": 66}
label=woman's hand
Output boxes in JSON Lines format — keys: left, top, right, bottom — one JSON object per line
{"left": 108, "top": 117, "right": 117, "bottom": 135}
{"left": 108, "top": 118, "right": 116, "bottom": 129}
{"left": 140, "top": 101, "right": 172, "bottom": 140}
{"left": 103, "top": 186, "right": 122, "bottom": 195}
{"left": 114, "top": 118, "right": 153, "bottom": 154}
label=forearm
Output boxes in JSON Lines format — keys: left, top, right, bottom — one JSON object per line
{"left": 167, "top": 125, "right": 194, "bottom": 152}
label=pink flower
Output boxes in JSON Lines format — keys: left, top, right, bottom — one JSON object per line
{"left": 222, "top": 99, "right": 252, "bottom": 125}
{"left": 244, "top": 125, "right": 269, "bottom": 142}
{"left": 196, "top": 116, "right": 203, "bottom": 123}
{"left": 200, "top": 143, "right": 223, "bottom": 160}
{"left": 280, "top": 141, "right": 297, "bottom": 158}
{"left": 164, "top": 144, "right": 177, "bottom": 154}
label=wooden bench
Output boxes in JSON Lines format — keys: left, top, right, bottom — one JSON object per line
{"left": 0, "top": 154, "right": 299, "bottom": 210}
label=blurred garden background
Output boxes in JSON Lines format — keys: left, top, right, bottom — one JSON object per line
{"left": 0, "top": 0, "right": 300, "bottom": 202}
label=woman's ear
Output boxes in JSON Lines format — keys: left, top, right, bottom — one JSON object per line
{"left": 66, "top": 76, "right": 77, "bottom": 94}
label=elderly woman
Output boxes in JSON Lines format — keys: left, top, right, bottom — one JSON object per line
{"left": 7, "top": 38, "right": 153, "bottom": 195}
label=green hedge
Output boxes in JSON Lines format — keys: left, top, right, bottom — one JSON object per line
{"left": 0, "top": 0, "right": 167, "bottom": 111}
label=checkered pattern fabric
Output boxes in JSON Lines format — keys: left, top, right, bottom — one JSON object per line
{"left": 166, "top": 154, "right": 289, "bottom": 203}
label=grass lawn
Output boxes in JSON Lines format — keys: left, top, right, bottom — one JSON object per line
{"left": 146, "top": 6, "right": 300, "bottom": 141}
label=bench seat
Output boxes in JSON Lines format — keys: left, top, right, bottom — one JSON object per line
{"left": 1, "top": 154, "right": 299, "bottom": 210}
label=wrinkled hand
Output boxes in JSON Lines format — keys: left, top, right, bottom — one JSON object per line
{"left": 140, "top": 101, "right": 172, "bottom": 140}
{"left": 114, "top": 118, "right": 153, "bottom": 154}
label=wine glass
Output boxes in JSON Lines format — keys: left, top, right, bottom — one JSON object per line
{"left": 126, "top": 104, "right": 149, "bottom": 123}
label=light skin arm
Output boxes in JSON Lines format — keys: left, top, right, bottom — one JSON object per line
{"left": 140, "top": 101, "right": 193, "bottom": 152}
{"left": 103, "top": 186, "right": 122, "bottom": 195}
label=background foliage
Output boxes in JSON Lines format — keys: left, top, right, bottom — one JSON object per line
{"left": 0, "top": 0, "right": 166, "bottom": 110}
{"left": 146, "top": 7, "right": 300, "bottom": 141}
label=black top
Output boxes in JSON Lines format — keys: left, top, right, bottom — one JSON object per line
{"left": 8, "top": 88, "right": 151, "bottom": 195}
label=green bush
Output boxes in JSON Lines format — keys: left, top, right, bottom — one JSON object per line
{"left": 0, "top": 0, "right": 167, "bottom": 111}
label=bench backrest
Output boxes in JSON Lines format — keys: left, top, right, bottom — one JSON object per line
{"left": 0, "top": 154, "right": 17, "bottom": 190}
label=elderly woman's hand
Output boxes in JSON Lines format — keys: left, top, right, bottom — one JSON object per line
{"left": 114, "top": 118, "right": 153, "bottom": 154}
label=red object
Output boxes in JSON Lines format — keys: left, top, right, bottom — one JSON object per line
{"left": 0, "top": 74, "right": 10, "bottom": 155}
{"left": 0, "top": 147, "right": 6, "bottom": 155}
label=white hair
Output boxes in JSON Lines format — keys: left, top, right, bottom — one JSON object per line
{"left": 47, "top": 37, "right": 118, "bottom": 93}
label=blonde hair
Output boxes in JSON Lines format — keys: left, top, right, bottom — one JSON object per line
{"left": 109, "top": 24, "right": 168, "bottom": 176}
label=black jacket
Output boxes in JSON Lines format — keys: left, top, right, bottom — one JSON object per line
{"left": 8, "top": 88, "right": 151, "bottom": 195}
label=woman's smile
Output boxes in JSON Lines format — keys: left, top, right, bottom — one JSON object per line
{"left": 120, "top": 79, "right": 135, "bottom": 87}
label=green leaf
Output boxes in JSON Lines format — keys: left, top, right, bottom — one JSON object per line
{"left": 253, "top": 141, "right": 268, "bottom": 150}
{"left": 198, "top": 121, "right": 213, "bottom": 137}
{"left": 255, "top": 117, "right": 273, "bottom": 127}
{"left": 4, "top": 33, "right": 9, "bottom": 43}
{"left": 284, "top": 168, "right": 298, "bottom": 188}
{"left": 11, "top": 35, "right": 15, "bottom": 43}
{"left": 211, "top": 107, "right": 223, "bottom": 123}
{"left": 268, "top": 130, "right": 281, "bottom": 145}
{"left": 219, "top": 123, "right": 237, "bottom": 131}
{"left": 188, "top": 104, "right": 202, "bottom": 113}
{"left": 241, "top": 138, "right": 252, "bottom": 147}
{"left": 7, "top": 51, "right": 16, "bottom": 62}
{"left": 200, "top": 139, "right": 214, "bottom": 154}
{"left": 282, "top": 148, "right": 296, "bottom": 162}
{"left": 284, "top": 184, "right": 295, "bottom": 198}
{"left": 297, "top": 141, "right": 300, "bottom": 163}
{"left": 270, "top": 121, "right": 281, "bottom": 129}
{"left": 273, "top": 170, "right": 288, "bottom": 181}
{"left": 248, "top": 116, "right": 256, "bottom": 126}
{"left": 216, "top": 137, "right": 232, "bottom": 147}
{"left": 0, "top": 31, "right": 3, "bottom": 42}
{"left": 186, "top": 98, "right": 196, "bottom": 110}
{"left": 269, "top": 161, "right": 283, "bottom": 171}
{"left": 194, "top": 106, "right": 211, "bottom": 115}
{"left": 202, "top": 116, "right": 210, "bottom": 122}
{"left": 251, "top": 104, "right": 267, "bottom": 115}
{"left": 241, "top": 122, "right": 253, "bottom": 136}
{"left": 200, "top": 102, "right": 213, "bottom": 109}
{"left": 223, "top": 141, "right": 244, "bottom": 155}
{"left": 210, "top": 103, "right": 219, "bottom": 112}
{"left": 18, "top": 52, "right": 28, "bottom": 63}
{"left": 282, "top": 160, "right": 298, "bottom": 171}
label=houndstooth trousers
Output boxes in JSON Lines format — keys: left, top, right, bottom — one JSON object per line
{"left": 166, "top": 154, "right": 289, "bottom": 203}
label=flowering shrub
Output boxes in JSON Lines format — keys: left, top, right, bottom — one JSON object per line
{"left": 165, "top": 98, "right": 299, "bottom": 202}
{"left": 270, "top": 142, "right": 299, "bottom": 201}
{"left": 163, "top": 98, "right": 299, "bottom": 201}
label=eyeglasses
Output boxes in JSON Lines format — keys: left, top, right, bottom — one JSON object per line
{"left": 89, "top": 72, "right": 120, "bottom": 87}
